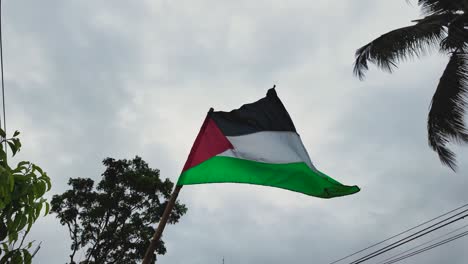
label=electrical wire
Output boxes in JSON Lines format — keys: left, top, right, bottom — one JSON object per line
{"left": 376, "top": 223, "right": 468, "bottom": 264}
{"left": 347, "top": 211, "right": 468, "bottom": 264}
{"left": 328, "top": 203, "right": 468, "bottom": 264}
{"left": 382, "top": 229, "right": 468, "bottom": 264}
{"left": 0, "top": 0, "right": 7, "bottom": 155}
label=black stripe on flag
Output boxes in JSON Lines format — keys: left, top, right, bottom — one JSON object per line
{"left": 210, "top": 88, "right": 296, "bottom": 136}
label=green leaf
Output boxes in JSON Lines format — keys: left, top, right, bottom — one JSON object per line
{"left": 23, "top": 249, "right": 32, "bottom": 264}
{"left": 9, "top": 138, "right": 21, "bottom": 155}
{"left": 0, "top": 250, "right": 14, "bottom": 264}
{"left": 9, "top": 174, "right": 14, "bottom": 192}
{"left": 6, "top": 217, "right": 12, "bottom": 231}
{"left": 0, "top": 129, "right": 5, "bottom": 138}
{"left": 16, "top": 161, "right": 29, "bottom": 168}
{"left": 44, "top": 203, "right": 50, "bottom": 216}
{"left": 1, "top": 242, "right": 8, "bottom": 252}
{"left": 26, "top": 171, "right": 37, "bottom": 182}
{"left": 11, "top": 212, "right": 22, "bottom": 232}
{"left": 35, "top": 203, "right": 43, "bottom": 219}
{"left": 42, "top": 176, "right": 51, "bottom": 191}
{"left": 28, "top": 192, "right": 34, "bottom": 205}
{"left": 14, "top": 139, "right": 21, "bottom": 152}
{"left": 0, "top": 221, "right": 7, "bottom": 241}
{"left": 13, "top": 131, "right": 20, "bottom": 137}
{"left": 7, "top": 141, "right": 17, "bottom": 156}
{"left": 35, "top": 182, "right": 46, "bottom": 198}
{"left": 11, "top": 250, "right": 22, "bottom": 264}
{"left": 0, "top": 149, "right": 6, "bottom": 162}
{"left": 32, "top": 165, "right": 43, "bottom": 175}
{"left": 17, "top": 215, "right": 27, "bottom": 231}
{"left": 8, "top": 231, "right": 18, "bottom": 244}
{"left": 26, "top": 215, "right": 33, "bottom": 233}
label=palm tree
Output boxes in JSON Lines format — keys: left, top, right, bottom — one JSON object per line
{"left": 354, "top": 0, "right": 468, "bottom": 170}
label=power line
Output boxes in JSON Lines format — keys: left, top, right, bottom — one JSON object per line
{"left": 0, "top": 0, "right": 2, "bottom": 146}
{"left": 347, "top": 211, "right": 468, "bottom": 264}
{"left": 383, "top": 231, "right": 468, "bottom": 264}
{"left": 0, "top": 0, "right": 6, "bottom": 155}
{"left": 328, "top": 202, "right": 468, "bottom": 264}
{"left": 348, "top": 210, "right": 468, "bottom": 264}
{"left": 382, "top": 229, "right": 468, "bottom": 264}
{"left": 376, "top": 223, "right": 468, "bottom": 264}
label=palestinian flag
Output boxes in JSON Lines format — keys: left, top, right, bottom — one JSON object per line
{"left": 177, "top": 88, "right": 360, "bottom": 198}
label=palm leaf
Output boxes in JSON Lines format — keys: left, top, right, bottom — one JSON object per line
{"left": 428, "top": 52, "right": 468, "bottom": 170}
{"left": 411, "top": 13, "right": 457, "bottom": 24}
{"left": 354, "top": 22, "right": 446, "bottom": 80}
{"left": 418, "top": 0, "right": 467, "bottom": 15}
{"left": 440, "top": 15, "right": 468, "bottom": 51}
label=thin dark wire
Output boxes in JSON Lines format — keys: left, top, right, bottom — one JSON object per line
{"left": 382, "top": 230, "right": 468, "bottom": 264}
{"left": 349, "top": 210, "right": 468, "bottom": 264}
{"left": 347, "top": 211, "right": 468, "bottom": 264}
{"left": 328, "top": 203, "right": 468, "bottom": 264}
{"left": 0, "top": 0, "right": 3, "bottom": 148}
{"left": 377, "top": 223, "right": 468, "bottom": 264}
{"left": 384, "top": 231, "right": 468, "bottom": 264}
{"left": 0, "top": 0, "right": 7, "bottom": 155}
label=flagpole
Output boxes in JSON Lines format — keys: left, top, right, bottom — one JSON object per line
{"left": 142, "top": 108, "right": 213, "bottom": 263}
{"left": 142, "top": 185, "right": 183, "bottom": 264}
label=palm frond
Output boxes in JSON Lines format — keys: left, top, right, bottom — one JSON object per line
{"left": 440, "top": 15, "right": 468, "bottom": 51}
{"left": 428, "top": 52, "right": 468, "bottom": 170}
{"left": 354, "top": 22, "right": 446, "bottom": 80}
{"left": 411, "top": 13, "right": 457, "bottom": 24}
{"left": 418, "top": 0, "right": 467, "bottom": 15}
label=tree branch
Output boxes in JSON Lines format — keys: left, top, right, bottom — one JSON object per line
{"left": 85, "top": 210, "right": 111, "bottom": 263}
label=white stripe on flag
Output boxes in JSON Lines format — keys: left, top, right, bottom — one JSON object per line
{"left": 218, "top": 131, "right": 317, "bottom": 170}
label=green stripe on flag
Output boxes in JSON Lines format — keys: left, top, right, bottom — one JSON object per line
{"left": 178, "top": 156, "right": 360, "bottom": 198}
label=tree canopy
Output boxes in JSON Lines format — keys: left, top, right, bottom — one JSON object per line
{"left": 51, "top": 156, "right": 187, "bottom": 264}
{"left": 354, "top": 0, "right": 468, "bottom": 170}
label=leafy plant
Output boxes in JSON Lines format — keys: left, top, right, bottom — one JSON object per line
{"left": 0, "top": 129, "right": 51, "bottom": 263}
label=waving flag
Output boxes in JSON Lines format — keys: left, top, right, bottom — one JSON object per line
{"left": 177, "top": 88, "right": 359, "bottom": 198}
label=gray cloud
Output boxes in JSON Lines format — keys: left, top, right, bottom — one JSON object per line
{"left": 2, "top": 0, "right": 468, "bottom": 263}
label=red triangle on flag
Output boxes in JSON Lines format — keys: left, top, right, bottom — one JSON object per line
{"left": 182, "top": 116, "right": 233, "bottom": 172}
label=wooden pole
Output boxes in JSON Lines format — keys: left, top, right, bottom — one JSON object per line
{"left": 142, "top": 185, "right": 183, "bottom": 264}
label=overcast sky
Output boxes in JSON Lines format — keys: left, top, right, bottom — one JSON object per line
{"left": 4, "top": 0, "right": 468, "bottom": 263}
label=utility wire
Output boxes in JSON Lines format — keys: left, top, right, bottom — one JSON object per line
{"left": 382, "top": 229, "right": 468, "bottom": 264}
{"left": 0, "top": 0, "right": 2, "bottom": 147}
{"left": 328, "top": 203, "right": 468, "bottom": 264}
{"left": 347, "top": 211, "right": 468, "bottom": 264}
{"left": 376, "top": 223, "right": 468, "bottom": 264}
{"left": 0, "top": 0, "right": 7, "bottom": 155}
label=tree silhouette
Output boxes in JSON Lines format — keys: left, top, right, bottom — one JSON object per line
{"left": 354, "top": 0, "right": 468, "bottom": 170}
{"left": 51, "top": 156, "right": 187, "bottom": 264}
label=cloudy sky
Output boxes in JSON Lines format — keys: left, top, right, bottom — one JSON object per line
{"left": 4, "top": 0, "right": 468, "bottom": 263}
